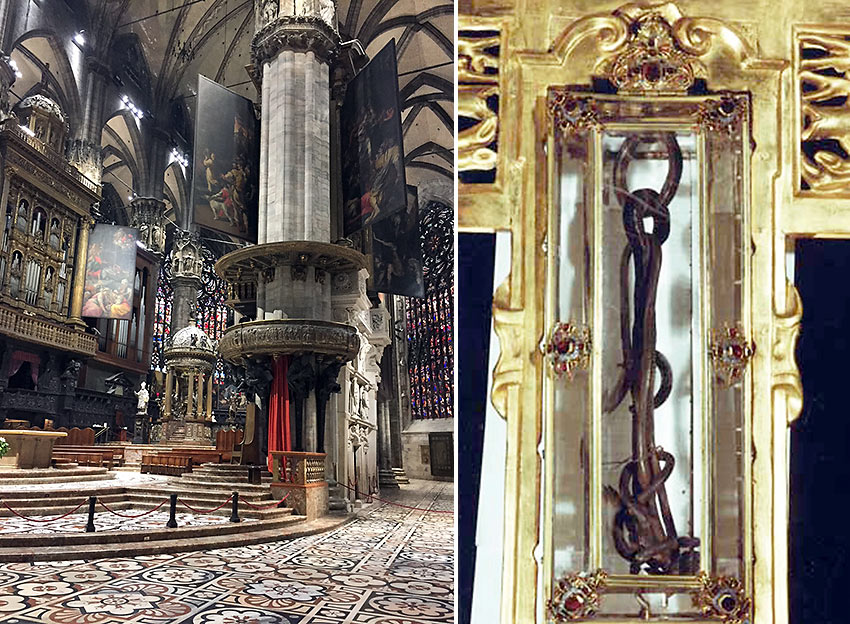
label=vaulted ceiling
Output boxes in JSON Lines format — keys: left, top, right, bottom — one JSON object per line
{"left": 9, "top": 0, "right": 453, "bottom": 228}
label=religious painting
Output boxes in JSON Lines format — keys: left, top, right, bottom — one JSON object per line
{"left": 370, "top": 185, "right": 424, "bottom": 298}
{"left": 191, "top": 75, "right": 259, "bottom": 242}
{"left": 340, "top": 39, "right": 407, "bottom": 236}
{"left": 81, "top": 225, "right": 138, "bottom": 319}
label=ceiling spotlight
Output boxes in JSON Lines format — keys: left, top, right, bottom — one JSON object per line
{"left": 73, "top": 31, "right": 86, "bottom": 46}
{"left": 8, "top": 58, "right": 21, "bottom": 79}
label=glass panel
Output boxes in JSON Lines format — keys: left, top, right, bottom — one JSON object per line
{"left": 599, "top": 130, "right": 704, "bottom": 577}
{"left": 549, "top": 129, "right": 591, "bottom": 578}
{"left": 706, "top": 122, "right": 747, "bottom": 578}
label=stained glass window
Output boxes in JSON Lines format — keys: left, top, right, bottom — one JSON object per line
{"left": 196, "top": 247, "right": 229, "bottom": 381}
{"left": 151, "top": 256, "right": 173, "bottom": 371}
{"left": 406, "top": 200, "right": 454, "bottom": 420}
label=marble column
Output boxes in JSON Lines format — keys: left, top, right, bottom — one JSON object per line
{"left": 0, "top": 55, "right": 15, "bottom": 123}
{"left": 67, "top": 56, "right": 110, "bottom": 185}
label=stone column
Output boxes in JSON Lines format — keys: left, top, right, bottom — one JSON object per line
{"left": 206, "top": 374, "right": 214, "bottom": 420}
{"left": 164, "top": 370, "right": 173, "bottom": 418}
{"left": 67, "top": 56, "right": 110, "bottom": 185}
{"left": 196, "top": 373, "right": 204, "bottom": 419}
{"left": 186, "top": 371, "right": 194, "bottom": 418}
{"left": 69, "top": 218, "right": 94, "bottom": 327}
{"left": 169, "top": 231, "right": 203, "bottom": 332}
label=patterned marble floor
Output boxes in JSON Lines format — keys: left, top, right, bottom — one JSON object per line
{"left": 0, "top": 510, "right": 242, "bottom": 535}
{"left": 0, "top": 479, "right": 453, "bottom": 624}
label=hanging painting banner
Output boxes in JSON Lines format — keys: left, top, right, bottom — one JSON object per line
{"left": 370, "top": 185, "right": 424, "bottom": 298}
{"left": 340, "top": 39, "right": 407, "bottom": 236}
{"left": 81, "top": 224, "right": 138, "bottom": 319}
{"left": 191, "top": 75, "right": 259, "bottom": 242}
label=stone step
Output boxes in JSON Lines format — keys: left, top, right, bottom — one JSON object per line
{"left": 0, "top": 495, "right": 131, "bottom": 517}
{"left": 174, "top": 476, "right": 274, "bottom": 490}
{"left": 127, "top": 484, "right": 275, "bottom": 501}
{"left": 0, "top": 485, "right": 127, "bottom": 500}
{"left": 0, "top": 469, "right": 115, "bottom": 484}
{"left": 0, "top": 514, "right": 352, "bottom": 562}
{"left": 192, "top": 465, "right": 272, "bottom": 476}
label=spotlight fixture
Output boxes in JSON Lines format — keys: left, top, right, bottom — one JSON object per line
{"left": 73, "top": 31, "right": 86, "bottom": 46}
{"left": 170, "top": 147, "right": 189, "bottom": 168}
{"left": 121, "top": 94, "right": 144, "bottom": 120}
{"left": 8, "top": 58, "right": 21, "bottom": 79}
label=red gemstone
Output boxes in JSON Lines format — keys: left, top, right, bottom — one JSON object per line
{"left": 731, "top": 344, "right": 744, "bottom": 359}
{"left": 564, "top": 593, "right": 584, "bottom": 612}
{"left": 729, "top": 327, "right": 739, "bottom": 338}
{"left": 642, "top": 61, "right": 662, "bottom": 83}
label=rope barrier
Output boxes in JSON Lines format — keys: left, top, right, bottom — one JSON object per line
{"left": 241, "top": 492, "right": 290, "bottom": 510}
{"left": 98, "top": 498, "right": 168, "bottom": 519}
{"left": 1, "top": 498, "right": 88, "bottom": 523}
{"left": 337, "top": 483, "right": 453, "bottom": 514}
{"left": 178, "top": 495, "right": 234, "bottom": 514}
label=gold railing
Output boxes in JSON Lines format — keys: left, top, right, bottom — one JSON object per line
{"left": 4, "top": 125, "right": 100, "bottom": 194}
{"left": 0, "top": 306, "right": 96, "bottom": 355}
{"left": 269, "top": 451, "right": 327, "bottom": 485}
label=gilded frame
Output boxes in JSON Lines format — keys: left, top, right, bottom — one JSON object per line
{"left": 459, "top": 2, "right": 806, "bottom": 623}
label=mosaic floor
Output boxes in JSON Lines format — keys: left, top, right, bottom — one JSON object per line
{"left": 0, "top": 510, "right": 241, "bottom": 535}
{"left": 0, "top": 480, "right": 453, "bottom": 624}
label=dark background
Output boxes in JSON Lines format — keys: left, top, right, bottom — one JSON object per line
{"left": 458, "top": 233, "right": 495, "bottom": 624}
{"left": 791, "top": 238, "right": 850, "bottom": 623}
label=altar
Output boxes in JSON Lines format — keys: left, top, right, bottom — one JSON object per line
{"left": 0, "top": 429, "right": 67, "bottom": 469}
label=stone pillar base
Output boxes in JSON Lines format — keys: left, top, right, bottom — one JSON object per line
{"left": 378, "top": 468, "right": 400, "bottom": 489}
{"left": 270, "top": 482, "right": 328, "bottom": 520}
{"left": 392, "top": 468, "right": 410, "bottom": 484}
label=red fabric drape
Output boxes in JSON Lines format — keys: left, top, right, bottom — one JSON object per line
{"left": 267, "top": 356, "right": 290, "bottom": 473}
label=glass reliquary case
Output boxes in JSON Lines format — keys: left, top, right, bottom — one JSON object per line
{"left": 459, "top": 2, "right": 803, "bottom": 623}
{"left": 544, "top": 92, "right": 752, "bottom": 621}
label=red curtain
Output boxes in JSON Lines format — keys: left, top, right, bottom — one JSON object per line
{"left": 267, "top": 356, "right": 290, "bottom": 473}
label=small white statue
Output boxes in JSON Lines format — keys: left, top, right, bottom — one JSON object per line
{"left": 135, "top": 381, "right": 150, "bottom": 413}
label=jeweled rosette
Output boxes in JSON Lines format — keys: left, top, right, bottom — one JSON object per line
{"left": 709, "top": 324, "right": 755, "bottom": 386}
{"left": 548, "top": 570, "right": 607, "bottom": 621}
{"left": 546, "top": 322, "right": 591, "bottom": 378}
{"left": 692, "top": 572, "right": 751, "bottom": 624}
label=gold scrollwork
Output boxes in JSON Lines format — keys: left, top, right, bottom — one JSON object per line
{"left": 773, "top": 281, "right": 803, "bottom": 424}
{"left": 459, "top": 85, "right": 499, "bottom": 172}
{"left": 709, "top": 324, "right": 755, "bottom": 386}
{"left": 800, "top": 33, "right": 850, "bottom": 193}
{"left": 459, "top": 30, "right": 500, "bottom": 84}
{"left": 491, "top": 279, "right": 524, "bottom": 420}
{"left": 459, "top": 26, "right": 500, "bottom": 183}
{"left": 548, "top": 569, "right": 607, "bottom": 621}
{"left": 691, "top": 572, "right": 751, "bottom": 624}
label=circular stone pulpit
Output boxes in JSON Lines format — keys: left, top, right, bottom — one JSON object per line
{"left": 0, "top": 430, "right": 68, "bottom": 469}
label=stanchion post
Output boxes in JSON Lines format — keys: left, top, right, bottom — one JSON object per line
{"left": 85, "top": 496, "right": 96, "bottom": 533}
{"left": 230, "top": 491, "right": 240, "bottom": 523}
{"left": 167, "top": 494, "right": 178, "bottom": 528}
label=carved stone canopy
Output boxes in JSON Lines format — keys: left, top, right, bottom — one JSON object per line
{"left": 170, "top": 229, "right": 203, "bottom": 281}
{"left": 251, "top": 15, "right": 340, "bottom": 68}
{"left": 164, "top": 318, "right": 217, "bottom": 373}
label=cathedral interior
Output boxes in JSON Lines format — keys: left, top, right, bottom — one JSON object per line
{"left": 0, "top": 1, "right": 454, "bottom": 623}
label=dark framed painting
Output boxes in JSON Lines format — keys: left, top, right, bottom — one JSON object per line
{"left": 340, "top": 39, "right": 407, "bottom": 237}
{"left": 81, "top": 225, "right": 139, "bottom": 320}
{"left": 191, "top": 75, "right": 259, "bottom": 242}
{"left": 369, "top": 185, "right": 424, "bottom": 298}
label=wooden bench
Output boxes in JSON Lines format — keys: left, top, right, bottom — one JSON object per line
{"left": 55, "top": 446, "right": 125, "bottom": 466}
{"left": 141, "top": 454, "right": 192, "bottom": 475}
{"left": 52, "top": 450, "right": 114, "bottom": 468}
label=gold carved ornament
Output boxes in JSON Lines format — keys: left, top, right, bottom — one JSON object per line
{"left": 799, "top": 33, "right": 850, "bottom": 193}
{"left": 773, "top": 281, "right": 803, "bottom": 424}
{"left": 458, "top": 26, "right": 500, "bottom": 179}
{"left": 548, "top": 570, "right": 607, "bottom": 622}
